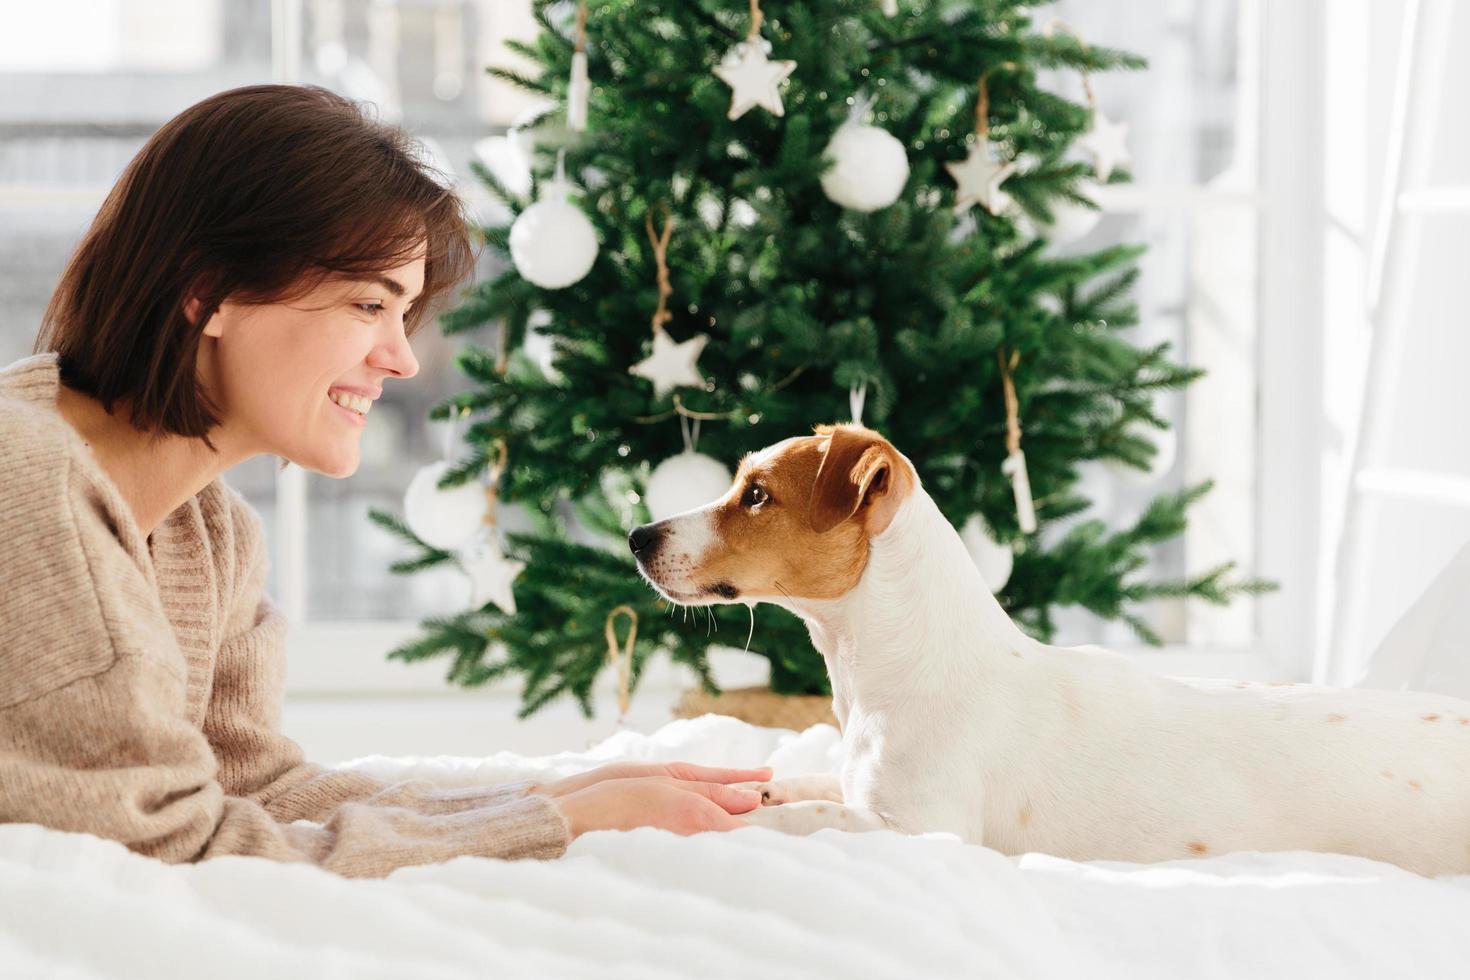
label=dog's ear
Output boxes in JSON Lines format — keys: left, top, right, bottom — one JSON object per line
{"left": 809, "top": 424, "right": 909, "bottom": 535}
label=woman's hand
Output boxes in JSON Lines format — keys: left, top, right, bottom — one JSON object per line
{"left": 526, "top": 761, "right": 776, "bottom": 839}
{"left": 553, "top": 776, "right": 765, "bottom": 838}
{"left": 527, "top": 761, "right": 773, "bottom": 800}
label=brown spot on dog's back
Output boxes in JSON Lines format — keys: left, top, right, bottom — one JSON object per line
{"left": 1408, "top": 779, "right": 1422, "bottom": 790}
{"left": 1011, "top": 650, "right": 1022, "bottom": 658}
{"left": 1422, "top": 714, "right": 1441, "bottom": 722}
{"left": 1187, "top": 841, "right": 1209, "bottom": 855}
{"left": 1326, "top": 713, "right": 1346, "bottom": 722}
{"left": 1017, "top": 802, "right": 1032, "bottom": 827}
{"left": 1381, "top": 770, "right": 1394, "bottom": 779}
{"left": 1459, "top": 717, "right": 1469, "bottom": 726}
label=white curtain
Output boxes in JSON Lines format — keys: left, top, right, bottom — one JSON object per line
{"left": 1356, "top": 536, "right": 1470, "bottom": 698}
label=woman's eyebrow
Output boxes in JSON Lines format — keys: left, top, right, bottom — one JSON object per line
{"left": 359, "top": 273, "right": 421, "bottom": 301}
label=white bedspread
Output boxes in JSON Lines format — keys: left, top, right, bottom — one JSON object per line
{"left": 4, "top": 715, "right": 1470, "bottom": 979}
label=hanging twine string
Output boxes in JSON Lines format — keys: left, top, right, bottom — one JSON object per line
{"left": 972, "top": 63, "right": 1021, "bottom": 141}
{"left": 672, "top": 393, "right": 727, "bottom": 420}
{"left": 1043, "top": 19, "right": 1097, "bottom": 108}
{"left": 495, "top": 320, "right": 509, "bottom": 373}
{"left": 998, "top": 347, "right": 1038, "bottom": 533}
{"left": 999, "top": 347, "right": 1022, "bottom": 456}
{"left": 567, "top": 2, "right": 590, "bottom": 131}
{"left": 645, "top": 206, "right": 674, "bottom": 335}
{"left": 974, "top": 74, "right": 991, "bottom": 138}
{"left": 679, "top": 412, "right": 703, "bottom": 453}
{"left": 746, "top": 0, "right": 764, "bottom": 41}
{"left": 604, "top": 604, "right": 638, "bottom": 722}
{"left": 482, "top": 438, "right": 509, "bottom": 529}
{"left": 630, "top": 392, "right": 741, "bottom": 425}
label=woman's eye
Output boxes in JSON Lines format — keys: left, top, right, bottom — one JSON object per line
{"left": 354, "top": 302, "right": 384, "bottom": 316}
{"left": 741, "top": 484, "right": 769, "bottom": 508}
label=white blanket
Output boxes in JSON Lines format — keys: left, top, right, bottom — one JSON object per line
{"left": 4, "top": 715, "right": 1470, "bottom": 980}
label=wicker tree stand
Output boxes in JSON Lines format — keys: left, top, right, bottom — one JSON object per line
{"left": 673, "top": 685, "right": 838, "bottom": 731}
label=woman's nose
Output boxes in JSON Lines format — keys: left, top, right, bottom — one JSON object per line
{"left": 371, "top": 322, "right": 419, "bottom": 379}
{"left": 386, "top": 332, "right": 419, "bottom": 379}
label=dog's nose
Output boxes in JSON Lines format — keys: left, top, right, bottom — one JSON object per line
{"left": 628, "top": 523, "right": 662, "bottom": 556}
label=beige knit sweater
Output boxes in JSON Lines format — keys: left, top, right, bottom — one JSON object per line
{"left": 0, "top": 353, "right": 571, "bottom": 878}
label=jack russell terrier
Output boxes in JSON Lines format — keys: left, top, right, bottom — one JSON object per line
{"left": 628, "top": 423, "right": 1470, "bottom": 876}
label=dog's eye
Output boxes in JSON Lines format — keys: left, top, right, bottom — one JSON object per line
{"left": 741, "top": 483, "right": 769, "bottom": 508}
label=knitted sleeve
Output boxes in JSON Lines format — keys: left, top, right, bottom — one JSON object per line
{"left": 205, "top": 489, "right": 555, "bottom": 823}
{"left": 0, "top": 461, "right": 570, "bottom": 880}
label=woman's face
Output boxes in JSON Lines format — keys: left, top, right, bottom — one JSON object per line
{"left": 196, "top": 249, "right": 424, "bottom": 477}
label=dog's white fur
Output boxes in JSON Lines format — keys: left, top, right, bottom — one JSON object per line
{"left": 644, "top": 435, "right": 1470, "bottom": 876}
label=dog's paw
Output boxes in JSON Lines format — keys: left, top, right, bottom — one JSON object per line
{"left": 731, "top": 775, "right": 844, "bottom": 807}
{"left": 738, "top": 800, "right": 888, "bottom": 836}
{"left": 732, "top": 780, "right": 791, "bottom": 806}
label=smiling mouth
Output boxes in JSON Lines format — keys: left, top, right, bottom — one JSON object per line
{"left": 327, "top": 396, "right": 367, "bottom": 425}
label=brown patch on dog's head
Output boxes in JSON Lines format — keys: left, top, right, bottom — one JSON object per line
{"left": 702, "top": 423, "right": 915, "bottom": 602}
{"left": 807, "top": 424, "right": 915, "bottom": 537}
{"left": 629, "top": 424, "right": 917, "bottom": 605}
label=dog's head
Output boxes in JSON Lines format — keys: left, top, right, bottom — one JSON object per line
{"left": 628, "top": 423, "right": 917, "bottom": 606}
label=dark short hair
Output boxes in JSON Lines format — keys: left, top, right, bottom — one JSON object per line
{"left": 34, "top": 84, "right": 477, "bottom": 451}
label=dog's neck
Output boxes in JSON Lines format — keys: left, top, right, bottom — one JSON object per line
{"left": 775, "top": 488, "right": 1034, "bottom": 715}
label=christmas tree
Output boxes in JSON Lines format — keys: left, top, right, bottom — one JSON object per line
{"left": 370, "top": 0, "right": 1269, "bottom": 719}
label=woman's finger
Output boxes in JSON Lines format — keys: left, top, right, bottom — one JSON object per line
{"left": 664, "top": 762, "right": 773, "bottom": 784}
{"left": 673, "top": 779, "right": 762, "bottom": 814}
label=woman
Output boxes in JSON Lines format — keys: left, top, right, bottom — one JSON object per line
{"left": 0, "top": 85, "right": 770, "bottom": 879}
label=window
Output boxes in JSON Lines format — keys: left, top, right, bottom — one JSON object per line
{"left": 1, "top": 0, "right": 1319, "bottom": 693}
{"left": 1034, "top": 0, "right": 1263, "bottom": 654}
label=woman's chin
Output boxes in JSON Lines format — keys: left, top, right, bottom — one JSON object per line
{"left": 288, "top": 446, "right": 360, "bottom": 479}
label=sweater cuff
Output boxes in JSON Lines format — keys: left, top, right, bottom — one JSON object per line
{"left": 460, "top": 789, "right": 572, "bottom": 861}
{"left": 401, "top": 779, "right": 545, "bottom": 816}
{"left": 279, "top": 787, "right": 572, "bottom": 878}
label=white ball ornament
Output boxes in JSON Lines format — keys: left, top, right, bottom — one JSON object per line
{"left": 1073, "top": 460, "right": 1118, "bottom": 518}
{"left": 959, "top": 514, "right": 1014, "bottom": 592}
{"left": 403, "top": 460, "right": 488, "bottom": 550}
{"left": 1150, "top": 424, "right": 1179, "bottom": 475}
{"left": 1044, "top": 178, "right": 1104, "bottom": 244}
{"left": 644, "top": 451, "right": 733, "bottom": 521}
{"left": 509, "top": 154, "right": 598, "bottom": 290}
{"left": 1105, "top": 424, "right": 1179, "bottom": 488}
{"left": 820, "top": 120, "right": 910, "bottom": 212}
{"left": 472, "top": 127, "right": 534, "bottom": 199}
